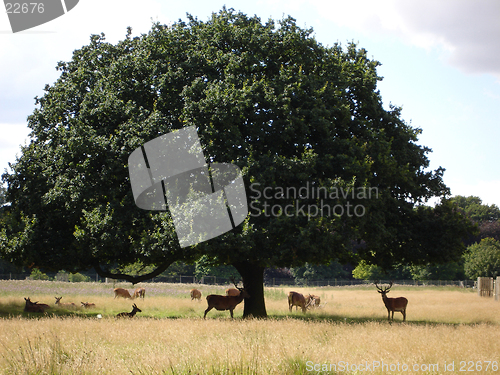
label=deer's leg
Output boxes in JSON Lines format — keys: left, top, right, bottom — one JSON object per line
{"left": 402, "top": 309, "right": 406, "bottom": 321}
{"left": 230, "top": 309, "right": 234, "bottom": 318}
{"left": 204, "top": 307, "right": 212, "bottom": 319}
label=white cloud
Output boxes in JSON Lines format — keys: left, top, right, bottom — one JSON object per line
{"left": 311, "top": 0, "right": 500, "bottom": 78}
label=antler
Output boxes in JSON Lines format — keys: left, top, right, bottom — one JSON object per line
{"left": 230, "top": 276, "right": 243, "bottom": 291}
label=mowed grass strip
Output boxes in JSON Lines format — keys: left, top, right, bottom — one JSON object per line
{"left": 0, "top": 281, "right": 500, "bottom": 374}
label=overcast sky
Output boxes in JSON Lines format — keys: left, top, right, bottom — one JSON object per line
{"left": 1, "top": 0, "right": 499, "bottom": 207}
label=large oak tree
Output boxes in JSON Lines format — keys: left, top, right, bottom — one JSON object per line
{"left": 1, "top": 9, "right": 474, "bottom": 317}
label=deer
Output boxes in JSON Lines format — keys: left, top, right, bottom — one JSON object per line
{"left": 375, "top": 281, "right": 408, "bottom": 322}
{"left": 116, "top": 303, "right": 142, "bottom": 318}
{"left": 190, "top": 288, "right": 202, "bottom": 301}
{"left": 24, "top": 297, "right": 50, "bottom": 313}
{"left": 113, "top": 288, "right": 132, "bottom": 299}
{"left": 204, "top": 280, "right": 249, "bottom": 319}
{"left": 81, "top": 302, "right": 96, "bottom": 308}
{"left": 133, "top": 287, "right": 146, "bottom": 299}
{"left": 305, "top": 294, "right": 321, "bottom": 309}
{"left": 55, "top": 296, "right": 76, "bottom": 308}
{"left": 288, "top": 291, "right": 307, "bottom": 313}
{"left": 225, "top": 288, "right": 240, "bottom": 297}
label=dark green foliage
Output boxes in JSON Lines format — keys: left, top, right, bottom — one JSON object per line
{"left": 291, "top": 260, "right": 350, "bottom": 281}
{"left": 451, "top": 196, "right": 500, "bottom": 223}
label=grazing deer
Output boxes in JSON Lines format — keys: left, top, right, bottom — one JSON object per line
{"left": 133, "top": 287, "right": 146, "bottom": 299}
{"left": 114, "top": 288, "right": 132, "bottom": 299}
{"left": 55, "top": 296, "right": 76, "bottom": 308}
{"left": 204, "top": 281, "right": 249, "bottom": 319}
{"left": 375, "top": 282, "right": 408, "bottom": 322}
{"left": 24, "top": 297, "right": 50, "bottom": 313}
{"left": 81, "top": 302, "right": 96, "bottom": 308}
{"left": 190, "top": 288, "right": 202, "bottom": 301}
{"left": 116, "top": 303, "right": 142, "bottom": 318}
{"left": 225, "top": 288, "right": 240, "bottom": 297}
{"left": 305, "top": 294, "right": 321, "bottom": 309}
{"left": 288, "top": 291, "right": 307, "bottom": 313}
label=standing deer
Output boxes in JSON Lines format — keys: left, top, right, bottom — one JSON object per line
{"left": 225, "top": 288, "right": 240, "bottom": 297}
{"left": 375, "top": 282, "right": 408, "bottom": 322}
{"left": 116, "top": 303, "right": 142, "bottom": 318}
{"left": 114, "top": 288, "right": 132, "bottom": 299}
{"left": 55, "top": 296, "right": 76, "bottom": 308}
{"left": 190, "top": 288, "right": 202, "bottom": 301}
{"left": 24, "top": 297, "right": 50, "bottom": 313}
{"left": 133, "top": 287, "right": 146, "bottom": 299}
{"left": 204, "top": 281, "right": 249, "bottom": 319}
{"left": 288, "top": 291, "right": 307, "bottom": 313}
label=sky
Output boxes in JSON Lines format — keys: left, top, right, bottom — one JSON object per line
{"left": 1, "top": 0, "right": 499, "bottom": 207}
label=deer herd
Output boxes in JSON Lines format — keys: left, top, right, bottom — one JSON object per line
{"left": 22, "top": 282, "right": 408, "bottom": 322}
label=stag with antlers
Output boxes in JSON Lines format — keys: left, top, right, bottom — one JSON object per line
{"left": 116, "top": 303, "right": 142, "bottom": 318}
{"left": 204, "top": 279, "right": 249, "bottom": 319}
{"left": 375, "top": 281, "right": 408, "bottom": 322}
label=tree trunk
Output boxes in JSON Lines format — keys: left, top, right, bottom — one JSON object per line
{"left": 233, "top": 261, "right": 267, "bottom": 318}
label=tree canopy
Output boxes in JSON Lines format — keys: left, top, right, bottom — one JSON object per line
{"left": 451, "top": 196, "right": 500, "bottom": 223}
{"left": 1, "top": 8, "right": 475, "bottom": 317}
{"left": 463, "top": 238, "right": 500, "bottom": 279}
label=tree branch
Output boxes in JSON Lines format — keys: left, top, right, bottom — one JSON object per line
{"left": 92, "top": 260, "right": 175, "bottom": 284}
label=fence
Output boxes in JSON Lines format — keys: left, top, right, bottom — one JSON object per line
{"left": 0, "top": 273, "right": 476, "bottom": 288}
{"left": 477, "top": 277, "right": 495, "bottom": 297}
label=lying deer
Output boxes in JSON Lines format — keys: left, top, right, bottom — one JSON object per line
{"left": 55, "top": 296, "right": 76, "bottom": 308}
{"left": 116, "top": 303, "right": 142, "bottom": 318}
{"left": 81, "top": 302, "right": 96, "bottom": 308}
{"left": 204, "top": 281, "right": 249, "bottom": 319}
{"left": 24, "top": 297, "right": 50, "bottom": 313}
{"left": 114, "top": 288, "right": 132, "bottom": 299}
{"left": 375, "top": 281, "right": 408, "bottom": 322}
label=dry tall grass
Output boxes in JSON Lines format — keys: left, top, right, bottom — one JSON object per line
{"left": 1, "top": 282, "right": 499, "bottom": 374}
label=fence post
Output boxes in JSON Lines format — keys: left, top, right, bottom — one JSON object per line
{"left": 478, "top": 277, "right": 494, "bottom": 297}
{"left": 495, "top": 276, "right": 499, "bottom": 301}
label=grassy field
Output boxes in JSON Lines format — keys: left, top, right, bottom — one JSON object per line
{"left": 0, "top": 280, "right": 499, "bottom": 374}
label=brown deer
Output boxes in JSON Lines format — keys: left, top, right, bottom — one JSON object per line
{"left": 133, "top": 287, "right": 146, "bottom": 299}
{"left": 113, "top": 288, "right": 132, "bottom": 299}
{"left": 24, "top": 297, "right": 50, "bottom": 313}
{"left": 55, "top": 296, "right": 76, "bottom": 308}
{"left": 288, "top": 291, "right": 307, "bottom": 313}
{"left": 117, "top": 303, "right": 142, "bottom": 318}
{"left": 375, "top": 282, "right": 408, "bottom": 322}
{"left": 204, "top": 281, "right": 249, "bottom": 319}
{"left": 225, "top": 288, "right": 240, "bottom": 297}
{"left": 190, "top": 288, "right": 202, "bottom": 301}
{"left": 81, "top": 302, "right": 96, "bottom": 308}
{"left": 305, "top": 294, "right": 321, "bottom": 309}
